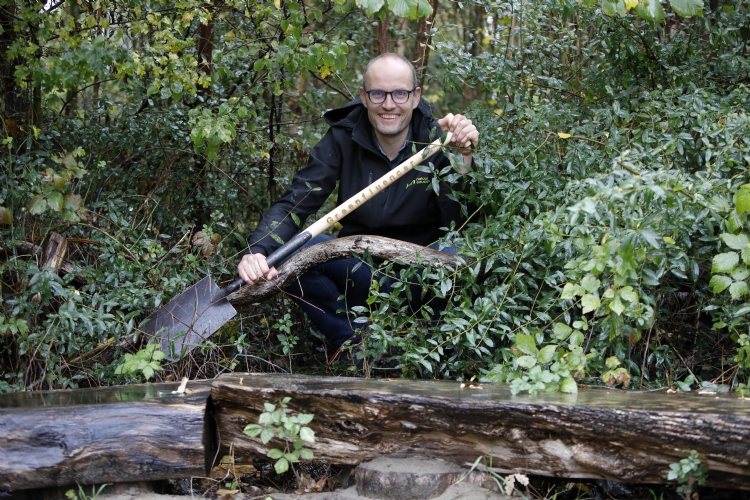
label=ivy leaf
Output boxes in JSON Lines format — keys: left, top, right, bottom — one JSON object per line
{"left": 619, "top": 286, "right": 639, "bottom": 303}
{"left": 267, "top": 448, "right": 284, "bottom": 459}
{"left": 720, "top": 233, "right": 749, "bottom": 250}
{"left": 635, "top": 0, "right": 665, "bottom": 22}
{"left": 515, "top": 333, "right": 537, "bottom": 355}
{"left": 668, "top": 0, "right": 703, "bottom": 17}
{"left": 712, "top": 252, "right": 739, "bottom": 273}
{"left": 709, "top": 275, "right": 732, "bottom": 294}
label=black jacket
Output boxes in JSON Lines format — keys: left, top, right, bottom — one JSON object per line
{"left": 247, "top": 97, "right": 468, "bottom": 257}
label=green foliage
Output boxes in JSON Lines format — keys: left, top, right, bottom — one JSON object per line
{"left": 667, "top": 451, "right": 709, "bottom": 496}
{"left": 243, "top": 397, "right": 315, "bottom": 475}
{"left": 65, "top": 483, "right": 110, "bottom": 500}
{"left": 0, "top": 0, "right": 748, "bottom": 397}
{"left": 114, "top": 345, "right": 165, "bottom": 381}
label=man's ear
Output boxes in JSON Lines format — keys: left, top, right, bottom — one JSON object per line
{"left": 359, "top": 87, "right": 368, "bottom": 107}
{"left": 412, "top": 87, "right": 422, "bottom": 109}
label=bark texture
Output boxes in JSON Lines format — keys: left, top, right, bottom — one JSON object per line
{"left": 0, "top": 380, "right": 213, "bottom": 491}
{"left": 227, "top": 235, "right": 464, "bottom": 308}
{"left": 210, "top": 373, "right": 750, "bottom": 490}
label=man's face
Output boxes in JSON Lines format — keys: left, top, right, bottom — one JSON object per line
{"left": 359, "top": 57, "right": 421, "bottom": 140}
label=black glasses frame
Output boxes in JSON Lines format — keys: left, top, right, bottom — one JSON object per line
{"left": 363, "top": 87, "right": 418, "bottom": 104}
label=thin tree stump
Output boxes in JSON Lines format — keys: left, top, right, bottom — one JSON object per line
{"left": 209, "top": 373, "right": 750, "bottom": 490}
{"left": 0, "top": 380, "right": 213, "bottom": 491}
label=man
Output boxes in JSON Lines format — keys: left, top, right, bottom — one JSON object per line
{"left": 238, "top": 53, "right": 479, "bottom": 354}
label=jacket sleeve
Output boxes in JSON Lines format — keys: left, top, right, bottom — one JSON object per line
{"left": 244, "top": 129, "right": 342, "bottom": 257}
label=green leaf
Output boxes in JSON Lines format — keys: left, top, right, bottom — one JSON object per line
{"left": 560, "top": 378, "right": 578, "bottom": 394}
{"left": 581, "top": 293, "right": 601, "bottom": 314}
{"left": 267, "top": 448, "right": 284, "bottom": 459}
{"left": 160, "top": 87, "right": 172, "bottom": 100}
{"left": 538, "top": 345, "right": 557, "bottom": 364}
{"left": 47, "top": 191, "right": 64, "bottom": 212}
{"left": 609, "top": 296, "right": 625, "bottom": 316}
{"left": 274, "top": 457, "right": 289, "bottom": 474}
{"left": 736, "top": 192, "right": 750, "bottom": 214}
{"left": 516, "top": 355, "right": 537, "bottom": 369}
{"left": 601, "top": 0, "right": 626, "bottom": 16}
{"left": 243, "top": 424, "right": 262, "bottom": 437}
{"left": 298, "top": 448, "right": 314, "bottom": 460}
{"left": 668, "top": 0, "right": 703, "bottom": 17}
{"left": 297, "top": 413, "right": 314, "bottom": 425}
{"left": 553, "top": 323, "right": 573, "bottom": 340}
{"left": 729, "top": 281, "right": 748, "bottom": 300}
{"left": 635, "top": 0, "right": 665, "bottom": 22}
{"left": 560, "top": 283, "right": 582, "bottom": 299}
{"left": 721, "top": 233, "right": 749, "bottom": 250}
{"left": 64, "top": 194, "right": 82, "bottom": 211}
{"left": 29, "top": 194, "right": 47, "bottom": 214}
{"left": 260, "top": 428, "right": 274, "bottom": 444}
{"left": 0, "top": 206, "right": 11, "bottom": 224}
{"left": 580, "top": 275, "right": 601, "bottom": 294}
{"left": 300, "top": 426, "right": 315, "bottom": 443}
{"left": 709, "top": 275, "right": 733, "bottom": 294}
{"left": 355, "top": 0, "right": 385, "bottom": 16}
{"left": 515, "top": 334, "right": 537, "bottom": 355}
{"left": 712, "top": 252, "right": 740, "bottom": 273}
{"left": 264, "top": 402, "right": 276, "bottom": 412}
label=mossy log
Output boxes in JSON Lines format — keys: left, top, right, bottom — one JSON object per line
{"left": 209, "top": 373, "right": 750, "bottom": 490}
{"left": 0, "top": 380, "right": 213, "bottom": 491}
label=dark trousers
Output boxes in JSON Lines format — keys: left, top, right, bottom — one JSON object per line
{"left": 282, "top": 235, "right": 455, "bottom": 348}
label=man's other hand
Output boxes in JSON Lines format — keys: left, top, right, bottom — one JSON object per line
{"left": 438, "top": 113, "right": 479, "bottom": 157}
{"left": 238, "top": 253, "right": 278, "bottom": 286}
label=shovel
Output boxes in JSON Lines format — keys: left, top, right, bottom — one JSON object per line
{"left": 144, "top": 131, "right": 452, "bottom": 360}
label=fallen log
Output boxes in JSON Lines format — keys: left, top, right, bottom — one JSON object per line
{"left": 228, "top": 234, "right": 466, "bottom": 307}
{"left": 209, "top": 373, "right": 750, "bottom": 490}
{"left": 0, "top": 379, "right": 213, "bottom": 491}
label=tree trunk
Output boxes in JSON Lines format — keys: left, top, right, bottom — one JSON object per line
{"left": 413, "top": 0, "right": 439, "bottom": 85}
{"left": 377, "top": 15, "right": 390, "bottom": 54}
{"left": 210, "top": 373, "right": 750, "bottom": 490}
{"left": 0, "top": 380, "right": 213, "bottom": 491}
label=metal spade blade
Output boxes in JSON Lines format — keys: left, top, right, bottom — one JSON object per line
{"left": 143, "top": 276, "right": 237, "bottom": 361}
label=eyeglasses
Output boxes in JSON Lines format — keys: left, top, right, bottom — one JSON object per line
{"left": 363, "top": 87, "right": 417, "bottom": 104}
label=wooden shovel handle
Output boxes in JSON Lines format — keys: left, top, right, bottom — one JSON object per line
{"left": 225, "top": 131, "right": 453, "bottom": 296}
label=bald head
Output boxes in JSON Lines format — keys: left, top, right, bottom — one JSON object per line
{"left": 362, "top": 53, "right": 418, "bottom": 90}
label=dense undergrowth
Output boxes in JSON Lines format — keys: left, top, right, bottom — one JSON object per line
{"left": 1, "top": 0, "right": 749, "bottom": 404}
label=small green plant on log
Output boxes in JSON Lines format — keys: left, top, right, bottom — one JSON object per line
{"left": 243, "top": 397, "right": 315, "bottom": 474}
{"left": 114, "top": 345, "right": 165, "bottom": 381}
{"left": 668, "top": 451, "right": 708, "bottom": 498}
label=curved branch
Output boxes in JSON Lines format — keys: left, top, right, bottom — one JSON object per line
{"left": 227, "top": 235, "right": 465, "bottom": 308}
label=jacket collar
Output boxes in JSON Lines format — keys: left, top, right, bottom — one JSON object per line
{"left": 324, "top": 97, "right": 436, "bottom": 152}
